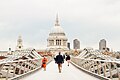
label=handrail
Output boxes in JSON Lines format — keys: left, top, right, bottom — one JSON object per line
{"left": 9, "top": 56, "right": 52, "bottom": 80}
{"left": 71, "top": 57, "right": 120, "bottom": 80}
{"left": 75, "top": 57, "right": 120, "bottom": 64}
{"left": 0, "top": 58, "right": 42, "bottom": 80}
{"left": 0, "top": 58, "right": 40, "bottom": 64}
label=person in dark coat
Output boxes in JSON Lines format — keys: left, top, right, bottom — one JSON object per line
{"left": 55, "top": 52, "right": 64, "bottom": 73}
{"left": 66, "top": 55, "right": 71, "bottom": 66}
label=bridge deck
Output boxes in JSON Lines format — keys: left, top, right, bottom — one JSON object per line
{"left": 21, "top": 60, "right": 100, "bottom": 80}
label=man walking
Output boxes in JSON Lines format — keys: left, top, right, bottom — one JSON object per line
{"left": 55, "top": 52, "right": 64, "bottom": 73}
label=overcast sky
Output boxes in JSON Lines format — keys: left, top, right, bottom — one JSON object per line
{"left": 0, "top": 0, "right": 120, "bottom": 51}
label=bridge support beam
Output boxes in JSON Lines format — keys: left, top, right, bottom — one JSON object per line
{"left": 108, "top": 63, "right": 112, "bottom": 79}
{"left": 103, "top": 63, "right": 106, "bottom": 77}
{"left": 6, "top": 63, "right": 12, "bottom": 80}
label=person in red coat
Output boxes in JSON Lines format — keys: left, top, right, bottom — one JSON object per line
{"left": 41, "top": 56, "right": 47, "bottom": 71}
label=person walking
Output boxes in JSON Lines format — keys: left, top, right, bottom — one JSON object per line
{"left": 66, "top": 54, "right": 71, "bottom": 66}
{"left": 55, "top": 52, "right": 64, "bottom": 73}
{"left": 41, "top": 56, "right": 47, "bottom": 71}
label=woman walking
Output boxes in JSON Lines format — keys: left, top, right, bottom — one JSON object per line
{"left": 66, "top": 54, "right": 71, "bottom": 66}
{"left": 41, "top": 56, "right": 47, "bottom": 71}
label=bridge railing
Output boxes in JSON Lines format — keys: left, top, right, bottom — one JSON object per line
{"left": 10, "top": 56, "right": 52, "bottom": 80}
{"left": 0, "top": 56, "right": 52, "bottom": 80}
{"left": 71, "top": 57, "right": 120, "bottom": 80}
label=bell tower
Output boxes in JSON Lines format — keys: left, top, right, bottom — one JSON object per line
{"left": 16, "top": 36, "right": 23, "bottom": 51}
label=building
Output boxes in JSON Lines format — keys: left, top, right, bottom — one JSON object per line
{"left": 16, "top": 36, "right": 23, "bottom": 51}
{"left": 67, "top": 42, "right": 70, "bottom": 50}
{"left": 99, "top": 39, "right": 106, "bottom": 50}
{"left": 47, "top": 15, "right": 68, "bottom": 53}
{"left": 73, "top": 39, "right": 80, "bottom": 49}
{"left": 0, "top": 51, "right": 8, "bottom": 56}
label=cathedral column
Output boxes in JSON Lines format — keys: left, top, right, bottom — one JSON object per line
{"left": 61, "top": 40, "right": 63, "bottom": 46}
{"left": 54, "top": 39, "right": 56, "bottom": 46}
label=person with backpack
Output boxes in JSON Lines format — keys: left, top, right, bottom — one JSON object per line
{"left": 66, "top": 54, "right": 71, "bottom": 66}
{"left": 54, "top": 52, "right": 64, "bottom": 73}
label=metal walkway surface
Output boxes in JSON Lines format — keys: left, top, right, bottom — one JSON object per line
{"left": 21, "top": 61, "right": 100, "bottom": 80}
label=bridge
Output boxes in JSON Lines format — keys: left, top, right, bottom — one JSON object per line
{"left": 0, "top": 48, "right": 120, "bottom": 80}
{"left": 20, "top": 61, "right": 99, "bottom": 80}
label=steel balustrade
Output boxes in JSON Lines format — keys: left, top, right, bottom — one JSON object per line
{"left": 0, "top": 48, "right": 46, "bottom": 80}
{"left": 71, "top": 57, "right": 120, "bottom": 80}
{"left": 0, "top": 58, "right": 42, "bottom": 80}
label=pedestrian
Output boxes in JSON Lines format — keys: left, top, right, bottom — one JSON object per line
{"left": 66, "top": 54, "right": 71, "bottom": 66}
{"left": 55, "top": 52, "right": 64, "bottom": 73}
{"left": 41, "top": 56, "right": 47, "bottom": 71}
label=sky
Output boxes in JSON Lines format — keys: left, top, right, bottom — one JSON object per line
{"left": 0, "top": 0, "right": 120, "bottom": 51}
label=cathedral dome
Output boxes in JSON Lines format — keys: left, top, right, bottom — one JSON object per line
{"left": 50, "top": 25, "right": 64, "bottom": 34}
{"left": 47, "top": 14, "right": 68, "bottom": 52}
{"left": 49, "top": 15, "right": 66, "bottom": 37}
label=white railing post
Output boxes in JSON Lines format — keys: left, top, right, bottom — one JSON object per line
{"left": 13, "top": 62, "right": 17, "bottom": 77}
{"left": 108, "top": 62, "right": 112, "bottom": 79}
{"left": 6, "top": 63, "right": 11, "bottom": 80}
{"left": 93, "top": 61, "right": 95, "bottom": 73}
{"left": 99, "top": 61, "right": 101, "bottom": 75}
{"left": 103, "top": 62, "right": 107, "bottom": 77}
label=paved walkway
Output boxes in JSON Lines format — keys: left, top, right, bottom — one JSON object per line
{"left": 21, "top": 60, "right": 100, "bottom": 80}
